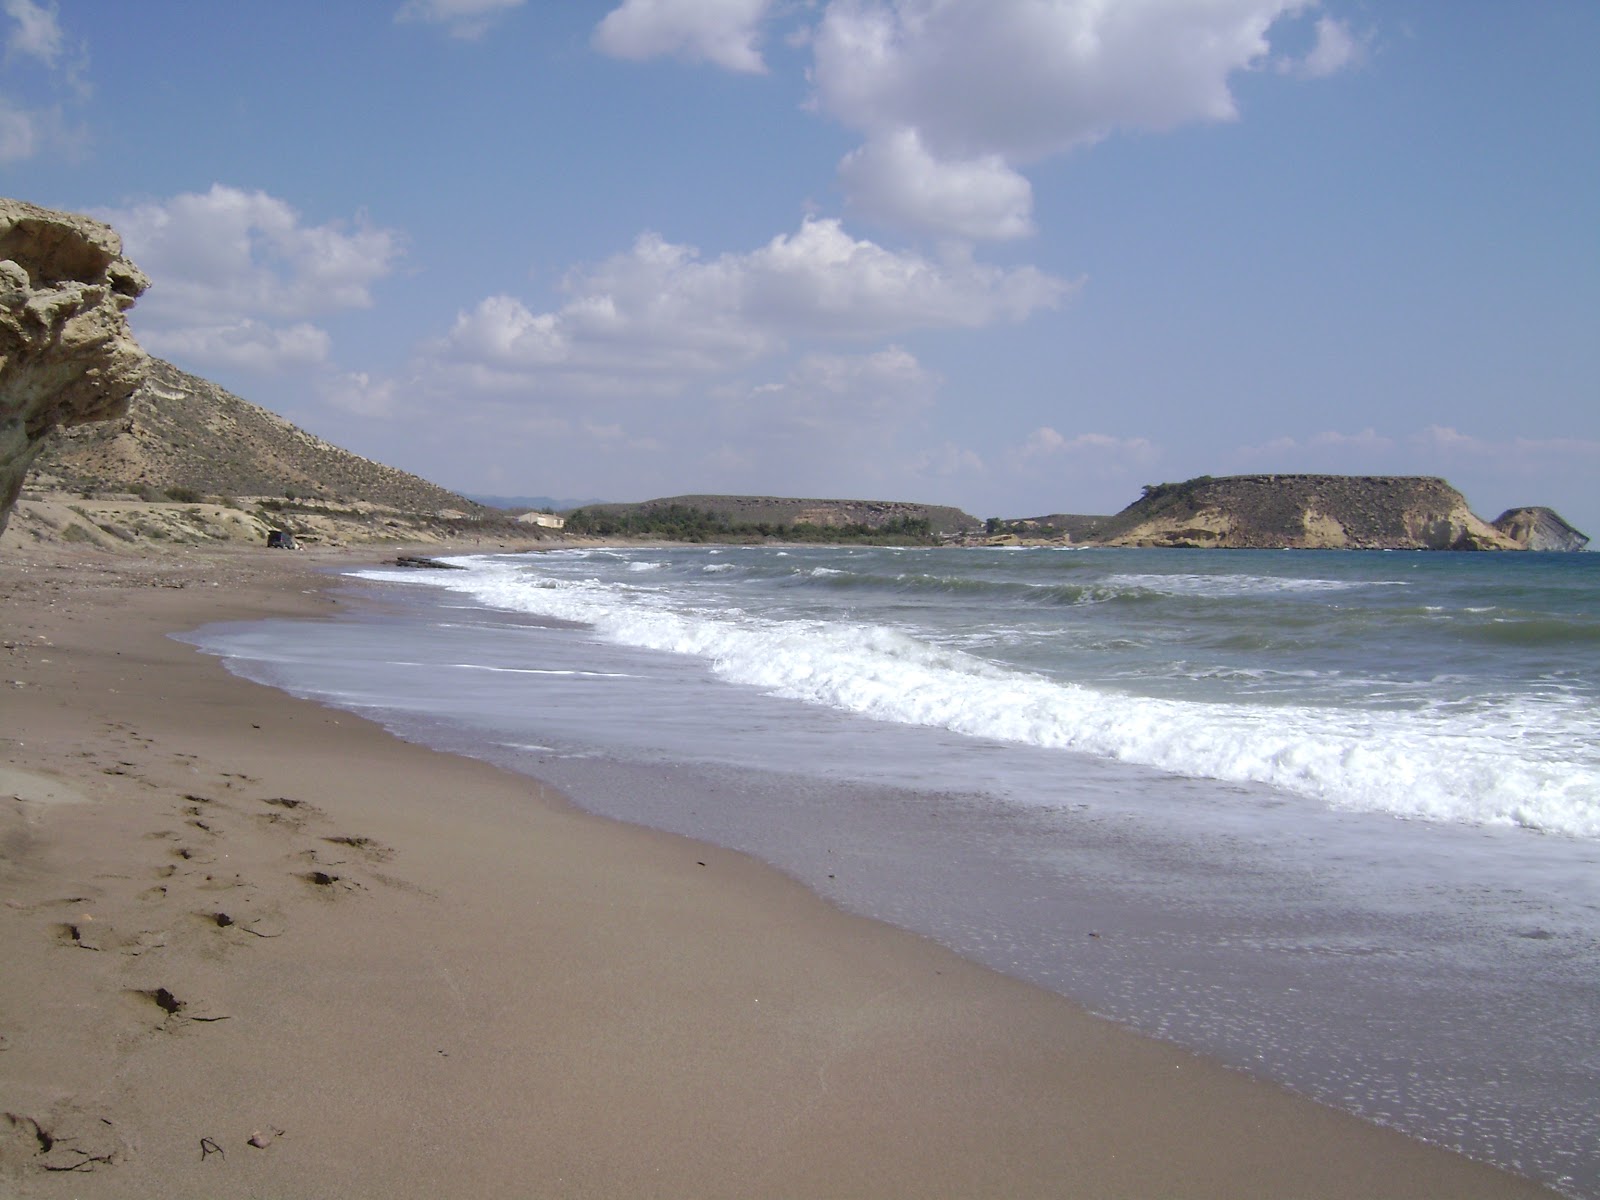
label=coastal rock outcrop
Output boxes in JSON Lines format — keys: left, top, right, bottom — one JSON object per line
{"left": 1091, "top": 475, "right": 1521, "bottom": 550}
{"left": 0, "top": 198, "right": 150, "bottom": 535}
{"left": 1492, "top": 507, "right": 1590, "bottom": 553}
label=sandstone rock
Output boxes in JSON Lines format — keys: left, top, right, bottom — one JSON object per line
{"left": 0, "top": 198, "right": 150, "bottom": 535}
{"left": 1492, "top": 507, "right": 1591, "bottom": 553}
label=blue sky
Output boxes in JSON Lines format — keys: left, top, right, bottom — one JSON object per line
{"left": 5, "top": 1, "right": 1596, "bottom": 531}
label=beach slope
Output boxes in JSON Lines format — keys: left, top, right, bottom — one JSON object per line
{"left": 0, "top": 545, "right": 1557, "bottom": 1198}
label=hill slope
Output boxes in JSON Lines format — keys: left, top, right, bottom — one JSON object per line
{"left": 1083, "top": 475, "right": 1517, "bottom": 550}
{"left": 30, "top": 359, "right": 478, "bottom": 513}
{"left": 569, "top": 494, "right": 983, "bottom": 540}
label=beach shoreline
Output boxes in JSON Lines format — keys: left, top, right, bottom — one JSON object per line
{"left": 0, "top": 542, "right": 1560, "bottom": 1198}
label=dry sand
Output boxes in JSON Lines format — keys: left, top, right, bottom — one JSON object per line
{"left": 0, "top": 542, "right": 1559, "bottom": 1198}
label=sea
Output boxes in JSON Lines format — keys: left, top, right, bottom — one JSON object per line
{"left": 182, "top": 545, "right": 1600, "bottom": 1197}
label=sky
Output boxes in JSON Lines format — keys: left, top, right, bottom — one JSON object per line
{"left": 4, "top": 1, "right": 1597, "bottom": 531}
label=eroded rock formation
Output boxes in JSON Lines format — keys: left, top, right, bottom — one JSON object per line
{"left": 0, "top": 198, "right": 149, "bottom": 535}
{"left": 1492, "top": 507, "right": 1591, "bottom": 553}
{"left": 1093, "top": 475, "right": 1521, "bottom": 550}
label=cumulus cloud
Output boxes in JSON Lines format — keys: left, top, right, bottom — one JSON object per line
{"left": 813, "top": 0, "right": 1322, "bottom": 159}
{"left": 806, "top": 0, "right": 1362, "bottom": 237}
{"left": 429, "top": 217, "right": 1069, "bottom": 390}
{"left": 96, "top": 185, "right": 403, "bottom": 373}
{"left": 394, "top": 0, "right": 524, "bottom": 39}
{"left": 594, "top": 0, "right": 774, "bottom": 73}
{"left": 838, "top": 128, "right": 1034, "bottom": 240}
{"left": 589, "top": 1, "right": 1364, "bottom": 239}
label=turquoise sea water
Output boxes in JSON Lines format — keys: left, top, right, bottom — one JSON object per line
{"left": 186, "top": 546, "right": 1600, "bottom": 1195}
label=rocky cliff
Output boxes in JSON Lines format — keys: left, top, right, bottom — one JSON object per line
{"left": 0, "top": 198, "right": 150, "bottom": 536}
{"left": 1491, "top": 507, "right": 1590, "bottom": 553}
{"left": 1090, "top": 474, "right": 1521, "bottom": 550}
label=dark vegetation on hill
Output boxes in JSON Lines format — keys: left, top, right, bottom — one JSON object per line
{"left": 565, "top": 503, "right": 940, "bottom": 545}
{"left": 565, "top": 494, "right": 981, "bottom": 544}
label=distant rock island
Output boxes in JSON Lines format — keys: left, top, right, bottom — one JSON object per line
{"left": 1011, "top": 474, "right": 1589, "bottom": 552}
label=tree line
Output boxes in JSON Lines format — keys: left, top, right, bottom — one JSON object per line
{"left": 564, "top": 503, "right": 938, "bottom": 544}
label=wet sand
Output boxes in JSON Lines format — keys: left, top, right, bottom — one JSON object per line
{"left": 0, "top": 543, "right": 1558, "bottom": 1198}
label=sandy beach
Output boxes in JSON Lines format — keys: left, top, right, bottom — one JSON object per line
{"left": 0, "top": 542, "right": 1560, "bottom": 1199}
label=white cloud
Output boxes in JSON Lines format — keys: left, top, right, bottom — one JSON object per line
{"left": 807, "top": 0, "right": 1363, "bottom": 237}
{"left": 594, "top": 0, "right": 775, "bottom": 73}
{"left": 1296, "top": 15, "right": 1364, "bottom": 78}
{"left": 394, "top": 0, "right": 524, "bottom": 40}
{"left": 838, "top": 128, "right": 1034, "bottom": 240}
{"left": 589, "top": 1, "right": 1363, "bottom": 240}
{"left": 813, "top": 0, "right": 1317, "bottom": 159}
{"left": 141, "top": 320, "right": 332, "bottom": 374}
{"left": 1235, "top": 427, "right": 1396, "bottom": 460}
{"left": 322, "top": 371, "right": 403, "bottom": 418}
{"left": 428, "top": 217, "right": 1069, "bottom": 391}
{"left": 96, "top": 185, "right": 402, "bottom": 373}
{"left": 1413, "top": 427, "right": 1600, "bottom": 461}
{"left": 1, "top": 0, "right": 88, "bottom": 161}
{"left": 0, "top": 97, "right": 37, "bottom": 161}
{"left": 4, "top": 0, "right": 62, "bottom": 65}
{"left": 1018, "top": 427, "right": 1158, "bottom": 464}
{"left": 909, "top": 441, "right": 987, "bottom": 478}
{"left": 738, "top": 345, "right": 939, "bottom": 434}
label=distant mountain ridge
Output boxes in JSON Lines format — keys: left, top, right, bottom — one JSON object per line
{"left": 572, "top": 494, "right": 983, "bottom": 539}
{"left": 572, "top": 479, "right": 1585, "bottom": 551}
{"left": 31, "top": 359, "right": 480, "bottom": 514}
{"left": 23, "top": 360, "right": 1587, "bottom": 554}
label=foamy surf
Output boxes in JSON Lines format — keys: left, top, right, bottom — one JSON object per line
{"left": 355, "top": 547, "right": 1600, "bottom": 840}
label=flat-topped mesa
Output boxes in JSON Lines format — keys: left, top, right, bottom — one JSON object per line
{"left": 1098, "top": 474, "right": 1520, "bottom": 550}
{"left": 0, "top": 197, "right": 150, "bottom": 535}
{"left": 1492, "top": 507, "right": 1591, "bottom": 553}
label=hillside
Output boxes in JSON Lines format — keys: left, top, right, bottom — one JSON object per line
{"left": 1073, "top": 475, "right": 1526, "bottom": 550}
{"left": 6, "top": 359, "right": 557, "bottom": 553}
{"left": 30, "top": 358, "right": 479, "bottom": 514}
{"left": 566, "top": 494, "right": 983, "bottom": 541}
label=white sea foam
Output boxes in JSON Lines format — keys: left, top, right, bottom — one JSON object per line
{"left": 1101, "top": 572, "right": 1384, "bottom": 597}
{"left": 357, "top": 558, "right": 1600, "bottom": 841}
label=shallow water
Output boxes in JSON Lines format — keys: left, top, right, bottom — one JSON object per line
{"left": 184, "top": 546, "right": 1600, "bottom": 1196}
